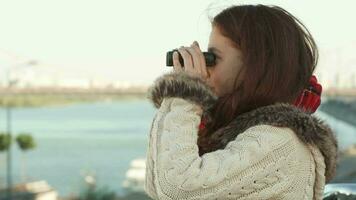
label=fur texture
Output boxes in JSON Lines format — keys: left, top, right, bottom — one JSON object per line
{"left": 146, "top": 71, "right": 218, "bottom": 114}
{"left": 147, "top": 71, "right": 338, "bottom": 183}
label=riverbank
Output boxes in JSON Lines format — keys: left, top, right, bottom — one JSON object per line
{"left": 0, "top": 87, "right": 148, "bottom": 107}
{"left": 0, "top": 93, "right": 146, "bottom": 107}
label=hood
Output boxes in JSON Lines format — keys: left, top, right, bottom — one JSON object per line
{"left": 147, "top": 70, "right": 339, "bottom": 183}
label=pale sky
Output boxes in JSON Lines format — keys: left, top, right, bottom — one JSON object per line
{"left": 0, "top": 0, "right": 355, "bottom": 86}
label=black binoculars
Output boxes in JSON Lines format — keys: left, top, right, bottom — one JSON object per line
{"left": 166, "top": 49, "right": 216, "bottom": 67}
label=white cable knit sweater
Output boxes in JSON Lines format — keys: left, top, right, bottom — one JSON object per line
{"left": 144, "top": 71, "right": 338, "bottom": 200}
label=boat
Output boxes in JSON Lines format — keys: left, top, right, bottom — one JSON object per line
{"left": 121, "top": 157, "right": 146, "bottom": 193}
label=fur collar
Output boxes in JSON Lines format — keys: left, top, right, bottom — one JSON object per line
{"left": 147, "top": 71, "right": 338, "bottom": 183}
{"left": 202, "top": 102, "right": 338, "bottom": 183}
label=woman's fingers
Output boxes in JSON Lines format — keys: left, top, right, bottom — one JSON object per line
{"left": 177, "top": 47, "right": 194, "bottom": 73}
{"left": 173, "top": 42, "right": 208, "bottom": 81}
{"left": 186, "top": 44, "right": 201, "bottom": 74}
{"left": 191, "top": 41, "right": 209, "bottom": 79}
{"left": 172, "top": 51, "right": 183, "bottom": 72}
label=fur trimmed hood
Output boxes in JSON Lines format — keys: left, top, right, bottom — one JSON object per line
{"left": 147, "top": 71, "right": 339, "bottom": 183}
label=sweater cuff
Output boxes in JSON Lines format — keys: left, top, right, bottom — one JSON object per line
{"left": 146, "top": 71, "right": 218, "bottom": 113}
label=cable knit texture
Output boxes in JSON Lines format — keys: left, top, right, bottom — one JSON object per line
{"left": 144, "top": 71, "right": 338, "bottom": 200}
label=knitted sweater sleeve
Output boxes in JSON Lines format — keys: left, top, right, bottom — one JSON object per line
{"left": 144, "top": 71, "right": 297, "bottom": 200}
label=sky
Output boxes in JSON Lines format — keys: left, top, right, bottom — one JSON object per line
{"left": 0, "top": 0, "right": 356, "bottom": 86}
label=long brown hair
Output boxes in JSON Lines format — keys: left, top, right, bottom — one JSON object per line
{"left": 198, "top": 4, "right": 319, "bottom": 155}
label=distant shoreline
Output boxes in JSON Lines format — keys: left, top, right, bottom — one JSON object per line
{"left": 0, "top": 93, "right": 148, "bottom": 107}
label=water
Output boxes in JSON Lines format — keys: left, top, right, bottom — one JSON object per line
{"left": 0, "top": 99, "right": 156, "bottom": 197}
{"left": 316, "top": 110, "right": 356, "bottom": 151}
{"left": 0, "top": 100, "right": 355, "bottom": 198}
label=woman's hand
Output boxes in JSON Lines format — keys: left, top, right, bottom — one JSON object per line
{"left": 173, "top": 41, "right": 210, "bottom": 82}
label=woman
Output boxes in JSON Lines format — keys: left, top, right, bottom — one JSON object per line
{"left": 144, "top": 4, "right": 338, "bottom": 200}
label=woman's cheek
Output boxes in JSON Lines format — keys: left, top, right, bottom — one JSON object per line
{"left": 212, "top": 77, "right": 223, "bottom": 97}
{"left": 207, "top": 67, "right": 223, "bottom": 96}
